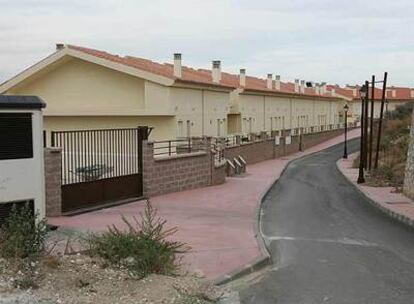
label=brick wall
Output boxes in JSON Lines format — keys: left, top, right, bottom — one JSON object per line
{"left": 224, "top": 140, "right": 275, "bottom": 164}
{"left": 404, "top": 110, "right": 414, "bottom": 200}
{"left": 224, "top": 129, "right": 345, "bottom": 165}
{"left": 143, "top": 139, "right": 214, "bottom": 197}
{"left": 44, "top": 148, "right": 62, "bottom": 217}
{"left": 303, "top": 129, "right": 344, "bottom": 149}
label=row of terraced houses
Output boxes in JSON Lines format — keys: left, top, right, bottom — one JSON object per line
{"left": 1, "top": 44, "right": 413, "bottom": 141}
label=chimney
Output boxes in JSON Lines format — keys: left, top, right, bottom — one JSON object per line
{"left": 315, "top": 83, "right": 320, "bottom": 95}
{"left": 275, "top": 75, "right": 281, "bottom": 90}
{"left": 321, "top": 82, "right": 327, "bottom": 95}
{"left": 300, "top": 80, "right": 305, "bottom": 94}
{"left": 212, "top": 60, "right": 221, "bottom": 83}
{"left": 56, "top": 43, "right": 65, "bottom": 51}
{"left": 267, "top": 73, "right": 273, "bottom": 90}
{"left": 173, "top": 53, "right": 182, "bottom": 78}
{"left": 239, "top": 69, "right": 246, "bottom": 87}
{"left": 294, "top": 79, "right": 300, "bottom": 93}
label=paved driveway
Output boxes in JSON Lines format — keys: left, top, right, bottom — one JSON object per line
{"left": 240, "top": 139, "right": 414, "bottom": 303}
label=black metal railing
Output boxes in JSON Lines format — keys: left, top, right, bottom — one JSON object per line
{"left": 51, "top": 128, "right": 143, "bottom": 185}
{"left": 211, "top": 143, "right": 225, "bottom": 164}
{"left": 153, "top": 138, "right": 206, "bottom": 157}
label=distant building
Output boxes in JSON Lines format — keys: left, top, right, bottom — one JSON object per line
{"left": 327, "top": 85, "right": 414, "bottom": 122}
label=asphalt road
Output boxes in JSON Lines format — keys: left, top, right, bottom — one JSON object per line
{"left": 239, "top": 139, "right": 414, "bottom": 304}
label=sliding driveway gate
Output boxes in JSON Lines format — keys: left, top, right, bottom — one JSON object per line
{"left": 51, "top": 127, "right": 146, "bottom": 213}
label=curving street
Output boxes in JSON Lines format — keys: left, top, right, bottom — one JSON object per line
{"left": 240, "top": 139, "right": 414, "bottom": 304}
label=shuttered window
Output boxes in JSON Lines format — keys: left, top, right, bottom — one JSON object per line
{"left": 0, "top": 113, "right": 33, "bottom": 160}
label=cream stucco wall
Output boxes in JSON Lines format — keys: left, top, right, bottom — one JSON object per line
{"left": 43, "top": 116, "right": 175, "bottom": 142}
{"left": 264, "top": 96, "right": 291, "bottom": 131}
{"left": 230, "top": 91, "right": 341, "bottom": 134}
{"left": 170, "top": 87, "right": 230, "bottom": 138}
{"left": 203, "top": 90, "right": 229, "bottom": 137}
{"left": 9, "top": 58, "right": 153, "bottom": 116}
{"left": 239, "top": 94, "right": 264, "bottom": 134}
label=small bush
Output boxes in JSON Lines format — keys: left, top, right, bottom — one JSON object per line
{"left": 0, "top": 203, "right": 48, "bottom": 259}
{"left": 87, "top": 200, "right": 189, "bottom": 278}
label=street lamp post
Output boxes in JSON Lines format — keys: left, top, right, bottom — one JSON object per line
{"left": 357, "top": 84, "right": 368, "bottom": 184}
{"left": 343, "top": 104, "right": 349, "bottom": 159}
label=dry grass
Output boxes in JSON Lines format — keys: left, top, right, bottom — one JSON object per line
{"left": 363, "top": 103, "right": 413, "bottom": 188}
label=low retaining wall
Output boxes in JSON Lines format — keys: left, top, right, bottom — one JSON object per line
{"left": 143, "top": 140, "right": 214, "bottom": 197}
{"left": 44, "top": 148, "right": 62, "bottom": 217}
{"left": 225, "top": 129, "right": 345, "bottom": 165}
{"left": 303, "top": 129, "right": 344, "bottom": 150}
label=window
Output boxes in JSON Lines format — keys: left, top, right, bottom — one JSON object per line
{"left": 0, "top": 200, "right": 34, "bottom": 227}
{"left": 0, "top": 113, "right": 33, "bottom": 160}
{"left": 177, "top": 120, "right": 183, "bottom": 137}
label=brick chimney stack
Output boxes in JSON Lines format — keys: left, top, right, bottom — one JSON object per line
{"left": 212, "top": 60, "right": 222, "bottom": 83}
{"left": 173, "top": 53, "right": 182, "bottom": 78}
{"left": 239, "top": 69, "right": 246, "bottom": 87}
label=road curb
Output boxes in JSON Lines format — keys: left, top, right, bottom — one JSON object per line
{"left": 336, "top": 158, "right": 414, "bottom": 230}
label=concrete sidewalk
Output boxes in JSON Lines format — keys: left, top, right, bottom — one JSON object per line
{"left": 338, "top": 154, "right": 414, "bottom": 228}
{"left": 49, "top": 128, "right": 360, "bottom": 280}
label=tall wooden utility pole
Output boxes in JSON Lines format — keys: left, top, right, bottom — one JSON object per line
{"left": 374, "top": 72, "right": 388, "bottom": 169}
{"left": 368, "top": 75, "right": 375, "bottom": 170}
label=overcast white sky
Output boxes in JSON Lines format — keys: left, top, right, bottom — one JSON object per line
{"left": 1, "top": 0, "right": 413, "bottom": 86}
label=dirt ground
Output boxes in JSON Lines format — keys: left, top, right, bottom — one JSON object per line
{"left": 0, "top": 254, "right": 226, "bottom": 304}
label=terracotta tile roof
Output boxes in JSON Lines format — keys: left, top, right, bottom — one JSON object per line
{"left": 66, "top": 45, "right": 337, "bottom": 98}
{"left": 327, "top": 85, "right": 414, "bottom": 101}
{"left": 386, "top": 87, "right": 413, "bottom": 99}
{"left": 66, "top": 45, "right": 414, "bottom": 101}
{"left": 327, "top": 85, "right": 356, "bottom": 99}
{"left": 68, "top": 45, "right": 235, "bottom": 89}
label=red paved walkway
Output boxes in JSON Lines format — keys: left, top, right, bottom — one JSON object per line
{"left": 49, "top": 129, "right": 360, "bottom": 279}
{"left": 338, "top": 154, "right": 414, "bottom": 227}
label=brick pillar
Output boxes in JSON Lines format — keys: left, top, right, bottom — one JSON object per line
{"left": 44, "top": 148, "right": 62, "bottom": 217}
{"left": 404, "top": 110, "right": 414, "bottom": 200}
{"left": 235, "top": 135, "right": 241, "bottom": 145}
{"left": 142, "top": 140, "right": 155, "bottom": 197}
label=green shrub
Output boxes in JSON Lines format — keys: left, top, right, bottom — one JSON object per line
{"left": 87, "top": 200, "right": 188, "bottom": 278}
{"left": 0, "top": 203, "right": 47, "bottom": 259}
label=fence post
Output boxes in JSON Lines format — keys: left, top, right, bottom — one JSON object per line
{"left": 188, "top": 138, "right": 191, "bottom": 153}
{"left": 51, "top": 131, "right": 55, "bottom": 147}
{"left": 43, "top": 130, "right": 47, "bottom": 148}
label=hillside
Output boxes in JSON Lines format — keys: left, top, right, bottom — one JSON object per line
{"left": 356, "top": 102, "right": 413, "bottom": 189}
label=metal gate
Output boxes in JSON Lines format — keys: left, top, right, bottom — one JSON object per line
{"left": 51, "top": 127, "right": 146, "bottom": 213}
